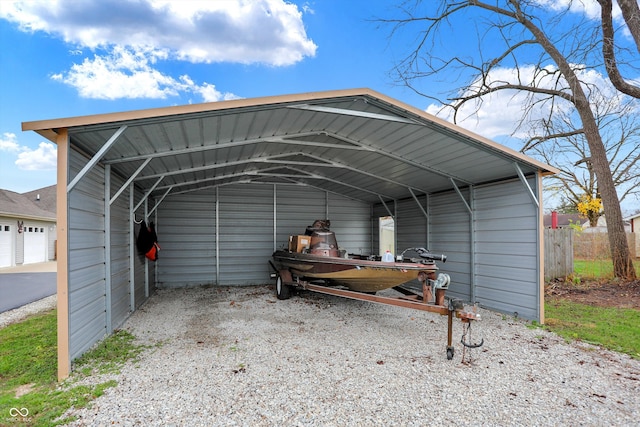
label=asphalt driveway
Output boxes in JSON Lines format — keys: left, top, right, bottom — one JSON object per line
{"left": 0, "top": 261, "right": 57, "bottom": 313}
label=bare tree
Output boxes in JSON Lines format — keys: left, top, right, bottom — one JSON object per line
{"left": 384, "top": 0, "right": 637, "bottom": 279}
{"left": 526, "top": 95, "right": 640, "bottom": 226}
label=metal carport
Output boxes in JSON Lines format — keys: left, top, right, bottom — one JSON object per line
{"left": 22, "top": 88, "right": 557, "bottom": 379}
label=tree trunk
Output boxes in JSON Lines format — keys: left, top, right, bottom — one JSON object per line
{"left": 582, "top": 115, "right": 636, "bottom": 279}
{"left": 520, "top": 8, "right": 637, "bottom": 280}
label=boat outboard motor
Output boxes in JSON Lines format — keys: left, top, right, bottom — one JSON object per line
{"left": 309, "top": 230, "right": 339, "bottom": 257}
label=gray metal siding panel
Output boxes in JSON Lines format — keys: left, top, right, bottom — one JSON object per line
{"left": 219, "top": 185, "right": 273, "bottom": 285}
{"left": 275, "top": 185, "right": 326, "bottom": 250}
{"left": 109, "top": 176, "right": 131, "bottom": 328}
{"left": 134, "top": 257, "right": 145, "bottom": 307}
{"left": 133, "top": 187, "right": 147, "bottom": 308}
{"left": 156, "top": 190, "right": 216, "bottom": 287}
{"left": 473, "top": 179, "right": 539, "bottom": 319}
{"left": 276, "top": 187, "right": 371, "bottom": 255}
{"left": 396, "top": 196, "right": 428, "bottom": 254}
{"left": 429, "top": 191, "right": 472, "bottom": 301}
{"left": 68, "top": 149, "right": 107, "bottom": 360}
{"left": 275, "top": 185, "right": 370, "bottom": 260}
{"left": 327, "top": 193, "right": 370, "bottom": 255}
{"left": 155, "top": 184, "right": 371, "bottom": 287}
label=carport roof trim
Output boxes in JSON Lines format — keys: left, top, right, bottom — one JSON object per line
{"left": 22, "top": 88, "right": 558, "bottom": 202}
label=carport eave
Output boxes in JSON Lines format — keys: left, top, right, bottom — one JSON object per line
{"left": 20, "top": 88, "right": 376, "bottom": 136}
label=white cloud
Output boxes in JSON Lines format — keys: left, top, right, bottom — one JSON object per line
{"left": 51, "top": 46, "right": 181, "bottom": 100}
{"left": 0, "top": 0, "right": 317, "bottom": 66}
{"left": 1, "top": 0, "right": 306, "bottom": 101}
{"left": 0, "top": 132, "right": 57, "bottom": 170}
{"left": 194, "top": 82, "right": 241, "bottom": 103}
{"left": 15, "top": 142, "right": 57, "bottom": 171}
{"left": 425, "top": 64, "right": 620, "bottom": 140}
{"left": 51, "top": 46, "right": 240, "bottom": 101}
{"left": 0, "top": 132, "right": 21, "bottom": 152}
{"left": 302, "top": 2, "right": 316, "bottom": 15}
{"left": 534, "top": 0, "right": 604, "bottom": 19}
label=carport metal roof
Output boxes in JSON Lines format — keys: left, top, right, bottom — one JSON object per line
{"left": 23, "top": 88, "right": 557, "bottom": 206}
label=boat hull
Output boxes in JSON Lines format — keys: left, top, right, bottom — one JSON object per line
{"left": 272, "top": 250, "right": 437, "bottom": 292}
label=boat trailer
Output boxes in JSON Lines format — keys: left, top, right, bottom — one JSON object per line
{"left": 269, "top": 264, "right": 483, "bottom": 361}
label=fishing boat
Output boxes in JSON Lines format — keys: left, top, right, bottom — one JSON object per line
{"left": 270, "top": 220, "right": 482, "bottom": 361}
{"left": 271, "top": 220, "right": 448, "bottom": 294}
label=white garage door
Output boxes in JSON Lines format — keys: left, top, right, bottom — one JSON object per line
{"left": 24, "top": 225, "right": 47, "bottom": 264}
{"left": 0, "top": 223, "right": 12, "bottom": 268}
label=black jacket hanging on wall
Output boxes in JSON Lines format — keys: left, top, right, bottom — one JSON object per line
{"left": 136, "top": 220, "right": 160, "bottom": 261}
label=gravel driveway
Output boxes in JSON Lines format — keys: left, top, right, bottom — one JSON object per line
{"left": 58, "top": 285, "right": 638, "bottom": 426}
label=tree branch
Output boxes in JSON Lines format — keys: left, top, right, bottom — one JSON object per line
{"left": 598, "top": 0, "right": 640, "bottom": 98}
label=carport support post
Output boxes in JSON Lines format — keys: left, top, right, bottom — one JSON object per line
{"left": 537, "top": 172, "right": 545, "bottom": 323}
{"left": 105, "top": 165, "right": 112, "bottom": 334}
{"left": 469, "top": 186, "right": 476, "bottom": 303}
{"left": 144, "top": 199, "right": 149, "bottom": 298}
{"left": 215, "top": 187, "right": 220, "bottom": 285}
{"left": 325, "top": 191, "right": 329, "bottom": 220}
{"left": 56, "top": 129, "right": 71, "bottom": 380}
{"left": 515, "top": 164, "right": 544, "bottom": 323}
{"left": 450, "top": 179, "right": 476, "bottom": 303}
{"left": 273, "top": 185, "right": 277, "bottom": 252}
{"left": 129, "top": 183, "right": 135, "bottom": 312}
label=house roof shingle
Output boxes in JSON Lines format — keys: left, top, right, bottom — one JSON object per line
{"left": 0, "top": 185, "right": 56, "bottom": 221}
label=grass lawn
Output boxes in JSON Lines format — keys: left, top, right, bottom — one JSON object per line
{"left": 573, "top": 258, "right": 640, "bottom": 279}
{"left": 544, "top": 300, "right": 640, "bottom": 359}
{"left": 0, "top": 309, "right": 149, "bottom": 426}
{"left": 542, "top": 257, "right": 640, "bottom": 360}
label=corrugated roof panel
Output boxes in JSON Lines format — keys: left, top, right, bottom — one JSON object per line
{"left": 25, "top": 89, "right": 557, "bottom": 203}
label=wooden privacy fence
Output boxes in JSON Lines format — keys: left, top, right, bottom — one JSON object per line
{"left": 544, "top": 229, "right": 637, "bottom": 280}
{"left": 544, "top": 228, "right": 573, "bottom": 280}
{"left": 574, "top": 232, "right": 637, "bottom": 259}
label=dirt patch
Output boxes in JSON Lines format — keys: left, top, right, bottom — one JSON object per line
{"left": 15, "top": 383, "right": 35, "bottom": 398}
{"left": 545, "top": 279, "right": 640, "bottom": 310}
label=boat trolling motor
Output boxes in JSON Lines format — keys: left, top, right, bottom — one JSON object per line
{"left": 399, "top": 247, "right": 447, "bottom": 263}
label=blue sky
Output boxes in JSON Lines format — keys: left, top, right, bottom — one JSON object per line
{"left": 0, "top": 0, "right": 423, "bottom": 193}
{"left": 0, "top": 0, "right": 637, "bottom": 213}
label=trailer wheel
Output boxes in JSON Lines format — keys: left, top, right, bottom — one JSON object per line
{"left": 276, "top": 275, "right": 292, "bottom": 300}
{"left": 446, "top": 346, "right": 454, "bottom": 360}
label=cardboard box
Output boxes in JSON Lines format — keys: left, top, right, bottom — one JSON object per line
{"left": 289, "top": 235, "right": 311, "bottom": 252}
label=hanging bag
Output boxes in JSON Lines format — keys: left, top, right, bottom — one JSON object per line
{"left": 136, "top": 220, "right": 160, "bottom": 261}
{"left": 145, "top": 222, "right": 160, "bottom": 261}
